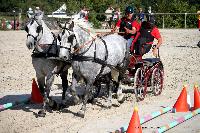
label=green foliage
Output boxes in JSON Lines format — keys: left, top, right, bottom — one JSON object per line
{"left": 0, "top": 0, "right": 199, "bottom": 28}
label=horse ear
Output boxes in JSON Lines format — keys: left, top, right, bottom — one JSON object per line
{"left": 69, "top": 21, "right": 74, "bottom": 31}
{"left": 37, "top": 12, "right": 44, "bottom": 20}
{"left": 34, "top": 11, "right": 43, "bottom": 23}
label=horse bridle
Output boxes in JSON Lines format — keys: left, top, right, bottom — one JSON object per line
{"left": 25, "top": 19, "right": 43, "bottom": 46}
{"left": 59, "top": 24, "right": 78, "bottom": 56}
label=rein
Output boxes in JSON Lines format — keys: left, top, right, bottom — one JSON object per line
{"left": 73, "top": 25, "right": 98, "bottom": 53}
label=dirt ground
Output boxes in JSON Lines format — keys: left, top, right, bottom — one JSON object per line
{"left": 0, "top": 29, "right": 200, "bottom": 133}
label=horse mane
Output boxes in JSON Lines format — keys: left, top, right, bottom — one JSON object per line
{"left": 73, "top": 17, "right": 94, "bottom": 32}
{"left": 70, "top": 17, "right": 96, "bottom": 45}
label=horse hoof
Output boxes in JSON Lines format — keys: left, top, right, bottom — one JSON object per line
{"left": 105, "top": 101, "right": 112, "bottom": 109}
{"left": 49, "top": 100, "right": 58, "bottom": 110}
{"left": 88, "top": 98, "right": 97, "bottom": 104}
{"left": 37, "top": 110, "right": 46, "bottom": 117}
{"left": 73, "top": 96, "right": 80, "bottom": 105}
{"left": 117, "top": 94, "right": 125, "bottom": 103}
{"left": 77, "top": 110, "right": 85, "bottom": 118}
{"left": 58, "top": 103, "right": 67, "bottom": 110}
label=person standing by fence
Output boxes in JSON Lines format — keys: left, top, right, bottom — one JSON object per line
{"left": 80, "top": 6, "right": 89, "bottom": 20}
{"left": 105, "top": 5, "right": 114, "bottom": 28}
{"left": 197, "top": 10, "right": 200, "bottom": 31}
{"left": 138, "top": 7, "right": 145, "bottom": 22}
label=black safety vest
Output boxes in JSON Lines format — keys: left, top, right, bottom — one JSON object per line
{"left": 119, "top": 17, "right": 135, "bottom": 39}
{"left": 137, "top": 21, "right": 154, "bottom": 45}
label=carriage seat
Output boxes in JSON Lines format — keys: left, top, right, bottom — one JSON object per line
{"left": 143, "top": 58, "right": 160, "bottom": 66}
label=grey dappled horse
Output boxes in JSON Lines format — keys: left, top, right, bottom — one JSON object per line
{"left": 59, "top": 19, "right": 129, "bottom": 117}
{"left": 25, "top": 12, "right": 70, "bottom": 117}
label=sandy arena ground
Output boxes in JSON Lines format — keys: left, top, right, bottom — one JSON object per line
{"left": 0, "top": 29, "right": 200, "bottom": 133}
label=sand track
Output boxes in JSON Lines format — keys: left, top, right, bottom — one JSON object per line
{"left": 0, "top": 29, "right": 200, "bottom": 133}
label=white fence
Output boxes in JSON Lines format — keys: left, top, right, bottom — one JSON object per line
{"left": 152, "top": 13, "right": 198, "bottom": 28}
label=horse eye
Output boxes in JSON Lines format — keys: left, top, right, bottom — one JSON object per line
{"left": 68, "top": 35, "right": 74, "bottom": 42}
{"left": 25, "top": 26, "right": 28, "bottom": 33}
{"left": 36, "top": 25, "right": 42, "bottom": 33}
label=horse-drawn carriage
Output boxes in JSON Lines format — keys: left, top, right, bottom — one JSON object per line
{"left": 25, "top": 12, "right": 164, "bottom": 117}
{"left": 121, "top": 53, "right": 164, "bottom": 101}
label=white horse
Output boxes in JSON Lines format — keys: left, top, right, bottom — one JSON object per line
{"left": 58, "top": 19, "right": 129, "bottom": 118}
{"left": 25, "top": 12, "right": 71, "bottom": 117}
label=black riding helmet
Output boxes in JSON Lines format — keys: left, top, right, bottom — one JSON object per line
{"left": 147, "top": 15, "right": 156, "bottom": 26}
{"left": 125, "top": 6, "right": 134, "bottom": 14}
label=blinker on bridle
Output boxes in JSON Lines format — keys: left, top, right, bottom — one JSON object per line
{"left": 26, "top": 19, "right": 43, "bottom": 44}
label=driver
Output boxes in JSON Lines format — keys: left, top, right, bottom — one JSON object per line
{"left": 113, "top": 6, "right": 140, "bottom": 49}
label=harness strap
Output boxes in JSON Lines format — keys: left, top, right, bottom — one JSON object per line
{"left": 32, "top": 33, "right": 59, "bottom": 58}
{"left": 94, "top": 37, "right": 109, "bottom": 80}
{"left": 73, "top": 37, "right": 109, "bottom": 80}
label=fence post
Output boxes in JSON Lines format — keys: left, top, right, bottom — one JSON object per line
{"left": 162, "top": 15, "right": 165, "bottom": 29}
{"left": 184, "top": 13, "right": 187, "bottom": 28}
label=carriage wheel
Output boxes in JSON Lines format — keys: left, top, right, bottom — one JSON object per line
{"left": 151, "top": 68, "right": 163, "bottom": 96}
{"left": 134, "top": 68, "right": 146, "bottom": 101}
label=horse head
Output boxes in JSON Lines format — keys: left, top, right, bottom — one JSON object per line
{"left": 25, "top": 12, "right": 44, "bottom": 50}
{"left": 58, "top": 21, "right": 77, "bottom": 60}
{"left": 25, "top": 12, "right": 54, "bottom": 54}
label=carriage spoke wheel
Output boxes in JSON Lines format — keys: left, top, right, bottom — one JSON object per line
{"left": 151, "top": 68, "right": 163, "bottom": 96}
{"left": 134, "top": 68, "right": 146, "bottom": 101}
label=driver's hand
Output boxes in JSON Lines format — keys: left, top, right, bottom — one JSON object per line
{"left": 152, "top": 48, "right": 158, "bottom": 57}
{"left": 111, "top": 29, "right": 115, "bottom": 33}
{"left": 124, "top": 27, "right": 130, "bottom": 34}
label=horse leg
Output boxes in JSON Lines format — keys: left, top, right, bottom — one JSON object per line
{"left": 70, "top": 74, "right": 80, "bottom": 105}
{"left": 116, "top": 73, "right": 125, "bottom": 103}
{"left": 111, "top": 70, "right": 124, "bottom": 103}
{"left": 77, "top": 81, "right": 93, "bottom": 118}
{"left": 98, "top": 73, "right": 112, "bottom": 108}
{"left": 105, "top": 74, "right": 112, "bottom": 108}
{"left": 58, "top": 70, "right": 70, "bottom": 110}
{"left": 36, "top": 76, "right": 46, "bottom": 117}
{"left": 37, "top": 73, "right": 56, "bottom": 117}
{"left": 46, "top": 73, "right": 59, "bottom": 110}
{"left": 60, "top": 70, "right": 68, "bottom": 100}
{"left": 36, "top": 76, "right": 45, "bottom": 96}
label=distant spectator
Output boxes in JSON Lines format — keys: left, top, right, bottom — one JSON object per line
{"left": 138, "top": 7, "right": 145, "bottom": 22}
{"left": 80, "top": 6, "right": 89, "bottom": 20}
{"left": 1, "top": 18, "right": 6, "bottom": 30}
{"left": 105, "top": 5, "right": 114, "bottom": 21}
{"left": 105, "top": 5, "right": 114, "bottom": 28}
{"left": 6, "top": 20, "right": 12, "bottom": 30}
{"left": 197, "top": 10, "right": 200, "bottom": 31}
{"left": 11, "top": 20, "right": 14, "bottom": 29}
{"left": 113, "top": 7, "right": 121, "bottom": 21}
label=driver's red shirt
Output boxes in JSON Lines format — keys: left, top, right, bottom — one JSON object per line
{"left": 151, "top": 27, "right": 161, "bottom": 39}
{"left": 146, "top": 26, "right": 161, "bottom": 44}
{"left": 116, "top": 19, "right": 141, "bottom": 38}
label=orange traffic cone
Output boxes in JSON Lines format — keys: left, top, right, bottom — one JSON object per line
{"left": 173, "top": 85, "right": 189, "bottom": 112}
{"left": 127, "top": 106, "right": 142, "bottom": 133}
{"left": 193, "top": 85, "right": 200, "bottom": 110}
{"left": 31, "top": 78, "right": 43, "bottom": 103}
